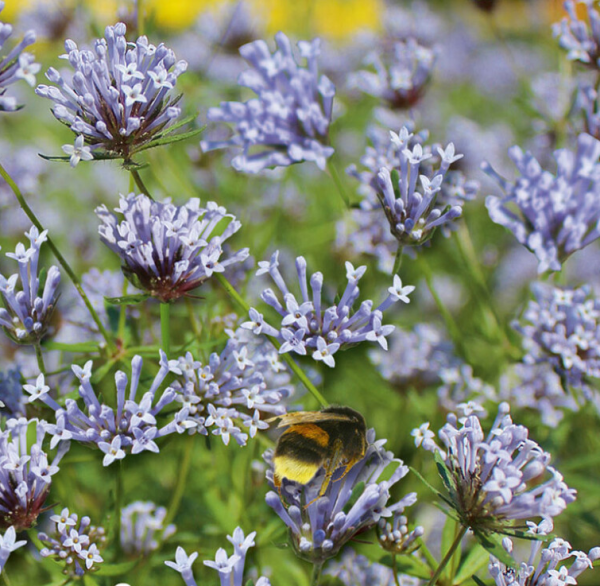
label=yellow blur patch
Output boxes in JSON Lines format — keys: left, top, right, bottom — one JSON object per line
{"left": 274, "top": 456, "right": 320, "bottom": 485}
{"left": 313, "top": 0, "right": 382, "bottom": 41}
{"left": 288, "top": 423, "right": 329, "bottom": 447}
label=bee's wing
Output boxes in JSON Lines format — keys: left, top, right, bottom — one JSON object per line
{"left": 266, "top": 411, "right": 353, "bottom": 428}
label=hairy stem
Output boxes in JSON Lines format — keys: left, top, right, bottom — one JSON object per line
{"left": 114, "top": 459, "right": 124, "bottom": 555}
{"left": 130, "top": 168, "right": 153, "bottom": 200}
{"left": 426, "top": 524, "right": 468, "bottom": 586}
{"left": 393, "top": 245, "right": 403, "bottom": 275}
{"left": 0, "top": 162, "right": 115, "bottom": 351}
{"left": 215, "top": 273, "right": 328, "bottom": 407}
{"left": 160, "top": 302, "right": 171, "bottom": 358}
{"left": 311, "top": 561, "right": 324, "bottom": 586}
{"left": 34, "top": 343, "right": 46, "bottom": 375}
{"left": 392, "top": 554, "right": 401, "bottom": 586}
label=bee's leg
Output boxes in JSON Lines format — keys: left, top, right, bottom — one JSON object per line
{"left": 336, "top": 456, "right": 360, "bottom": 482}
{"left": 303, "top": 439, "right": 343, "bottom": 509}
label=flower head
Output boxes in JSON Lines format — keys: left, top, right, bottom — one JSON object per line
{"left": 38, "top": 507, "right": 106, "bottom": 577}
{"left": 488, "top": 519, "right": 600, "bottom": 586}
{"left": 326, "top": 548, "right": 412, "bottom": 586}
{"left": 121, "top": 501, "right": 176, "bottom": 555}
{"left": 350, "top": 38, "right": 436, "bottom": 109}
{"left": 347, "top": 125, "right": 475, "bottom": 252}
{"left": 96, "top": 193, "right": 249, "bottom": 302}
{"left": 170, "top": 326, "right": 292, "bottom": 446}
{"left": 484, "top": 132, "right": 600, "bottom": 274}
{"left": 514, "top": 283, "right": 600, "bottom": 404}
{"left": 0, "top": 418, "right": 69, "bottom": 530}
{"left": 415, "top": 403, "right": 577, "bottom": 533}
{"left": 0, "top": 4, "right": 38, "bottom": 111}
{"left": 0, "top": 369, "right": 26, "bottom": 420}
{"left": 201, "top": 32, "right": 335, "bottom": 173}
{"left": 0, "top": 227, "right": 61, "bottom": 345}
{"left": 28, "top": 353, "right": 183, "bottom": 465}
{"left": 248, "top": 252, "right": 411, "bottom": 366}
{"left": 553, "top": 1, "right": 600, "bottom": 67}
{"left": 265, "top": 429, "right": 415, "bottom": 564}
{"left": 36, "top": 22, "right": 187, "bottom": 160}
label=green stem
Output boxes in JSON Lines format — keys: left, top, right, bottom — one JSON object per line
{"left": 327, "top": 159, "right": 350, "bottom": 209}
{"left": 311, "top": 561, "right": 324, "bottom": 586}
{"left": 0, "top": 162, "right": 115, "bottom": 351}
{"left": 392, "top": 555, "right": 401, "bottom": 586}
{"left": 160, "top": 302, "right": 171, "bottom": 358}
{"left": 393, "top": 246, "right": 403, "bottom": 275}
{"left": 34, "top": 343, "right": 46, "bottom": 375}
{"left": 215, "top": 273, "right": 328, "bottom": 407}
{"left": 165, "top": 433, "right": 194, "bottom": 526}
{"left": 1, "top": 568, "right": 11, "bottom": 586}
{"left": 420, "top": 256, "right": 465, "bottom": 358}
{"left": 426, "top": 525, "right": 468, "bottom": 586}
{"left": 130, "top": 168, "right": 153, "bottom": 200}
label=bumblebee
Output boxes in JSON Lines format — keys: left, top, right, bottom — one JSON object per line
{"left": 270, "top": 405, "right": 367, "bottom": 504}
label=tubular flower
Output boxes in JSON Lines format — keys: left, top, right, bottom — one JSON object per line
{"left": 553, "top": 0, "right": 600, "bottom": 68}
{"left": 348, "top": 126, "right": 476, "bottom": 251}
{"left": 96, "top": 193, "right": 249, "bottom": 302}
{"left": 484, "top": 132, "right": 600, "bottom": 274}
{"left": 201, "top": 32, "right": 335, "bottom": 173}
{"left": 35, "top": 22, "right": 187, "bottom": 161}
{"left": 489, "top": 518, "right": 600, "bottom": 586}
{"left": 26, "top": 353, "right": 186, "bottom": 465}
{"left": 170, "top": 326, "right": 292, "bottom": 447}
{"left": 38, "top": 507, "right": 106, "bottom": 577}
{"left": 0, "top": 418, "right": 69, "bottom": 530}
{"left": 414, "top": 403, "right": 577, "bottom": 534}
{"left": 349, "top": 38, "right": 436, "bottom": 109}
{"left": 0, "top": 227, "right": 60, "bottom": 345}
{"left": 514, "top": 283, "right": 600, "bottom": 405}
{"left": 121, "top": 501, "right": 176, "bottom": 555}
{"left": 246, "top": 252, "right": 413, "bottom": 367}
{"left": 0, "top": 2, "right": 39, "bottom": 112}
{"left": 265, "top": 429, "right": 416, "bottom": 564}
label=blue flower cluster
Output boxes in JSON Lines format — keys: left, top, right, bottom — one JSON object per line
{"left": 515, "top": 283, "right": 600, "bottom": 403}
{"left": 0, "top": 2, "right": 39, "bottom": 111}
{"left": 0, "top": 227, "right": 60, "bottom": 345}
{"left": 553, "top": 0, "right": 600, "bottom": 67}
{"left": 36, "top": 22, "right": 187, "bottom": 161}
{"left": 348, "top": 126, "right": 476, "bottom": 251}
{"left": 166, "top": 526, "right": 270, "bottom": 586}
{"left": 27, "top": 353, "right": 186, "bottom": 466}
{"left": 350, "top": 38, "right": 436, "bottom": 109}
{"left": 489, "top": 518, "right": 600, "bottom": 586}
{"left": 485, "top": 132, "right": 600, "bottom": 274}
{"left": 265, "top": 429, "right": 416, "bottom": 563}
{"left": 38, "top": 507, "right": 106, "bottom": 577}
{"left": 0, "top": 418, "right": 69, "bottom": 530}
{"left": 414, "top": 403, "right": 577, "bottom": 530}
{"left": 326, "top": 549, "right": 414, "bottom": 586}
{"left": 170, "top": 326, "right": 292, "bottom": 446}
{"left": 121, "top": 501, "right": 176, "bottom": 555}
{"left": 246, "top": 252, "right": 413, "bottom": 367}
{"left": 97, "top": 193, "right": 249, "bottom": 302}
{"left": 201, "top": 32, "right": 335, "bottom": 173}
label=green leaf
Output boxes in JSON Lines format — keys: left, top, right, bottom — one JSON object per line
{"left": 91, "top": 358, "right": 118, "bottom": 384}
{"left": 454, "top": 544, "right": 489, "bottom": 585}
{"left": 43, "top": 341, "right": 100, "bottom": 353}
{"left": 470, "top": 575, "right": 490, "bottom": 586}
{"left": 153, "top": 112, "right": 198, "bottom": 136}
{"left": 472, "top": 531, "right": 515, "bottom": 569}
{"left": 95, "top": 559, "right": 139, "bottom": 576}
{"left": 434, "top": 450, "right": 455, "bottom": 495}
{"left": 378, "top": 554, "right": 432, "bottom": 580}
{"left": 409, "top": 466, "right": 454, "bottom": 507}
{"left": 83, "top": 574, "right": 100, "bottom": 586}
{"left": 245, "top": 580, "right": 256, "bottom": 586}
{"left": 138, "top": 126, "right": 205, "bottom": 152}
{"left": 105, "top": 293, "right": 151, "bottom": 305}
